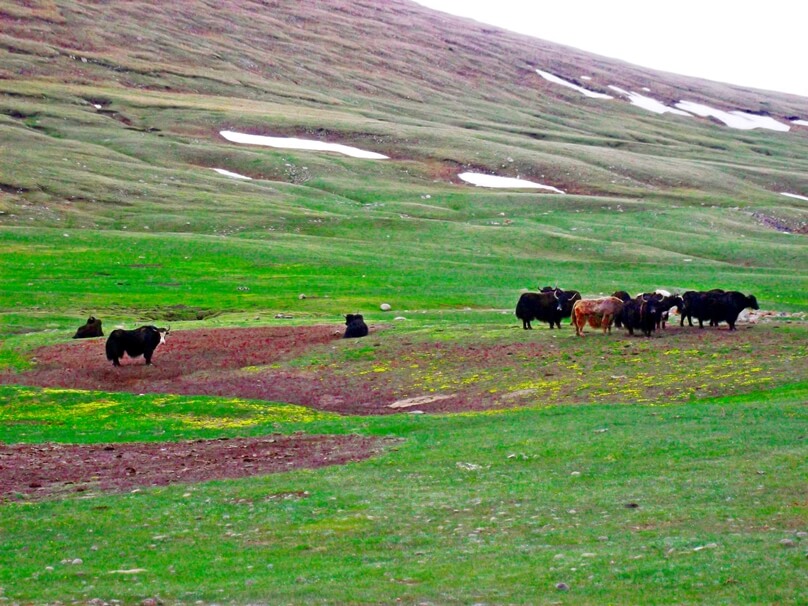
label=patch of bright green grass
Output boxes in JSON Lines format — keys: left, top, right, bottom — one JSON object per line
{"left": 0, "top": 384, "right": 805, "bottom": 604}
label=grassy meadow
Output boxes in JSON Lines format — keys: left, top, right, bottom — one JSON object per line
{"left": 1, "top": 1, "right": 807, "bottom": 603}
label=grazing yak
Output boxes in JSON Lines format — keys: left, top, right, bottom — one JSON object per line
{"left": 343, "top": 314, "right": 369, "bottom": 338}
{"left": 105, "top": 325, "right": 169, "bottom": 366}
{"left": 516, "top": 289, "right": 571, "bottom": 329}
{"left": 572, "top": 297, "right": 624, "bottom": 336}
{"left": 73, "top": 316, "right": 103, "bottom": 339}
{"left": 681, "top": 290, "right": 758, "bottom": 330}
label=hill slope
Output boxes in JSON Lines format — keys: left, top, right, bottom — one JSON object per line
{"left": 0, "top": 0, "right": 806, "bottom": 321}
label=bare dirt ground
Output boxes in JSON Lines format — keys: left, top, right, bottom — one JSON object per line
{"left": 1, "top": 324, "right": 469, "bottom": 415}
{"left": 0, "top": 434, "right": 388, "bottom": 501}
{"left": 0, "top": 325, "right": 396, "bottom": 500}
{"left": 1, "top": 321, "right": 802, "bottom": 500}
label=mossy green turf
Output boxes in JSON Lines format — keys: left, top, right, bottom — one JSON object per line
{"left": 0, "top": 383, "right": 806, "bottom": 604}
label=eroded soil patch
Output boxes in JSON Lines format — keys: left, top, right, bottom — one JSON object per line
{"left": 3, "top": 322, "right": 807, "bottom": 416}
{"left": 0, "top": 434, "right": 388, "bottom": 501}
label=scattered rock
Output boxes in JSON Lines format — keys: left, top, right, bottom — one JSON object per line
{"left": 555, "top": 582, "right": 570, "bottom": 591}
{"left": 388, "top": 394, "right": 455, "bottom": 409}
{"left": 109, "top": 568, "right": 147, "bottom": 574}
{"left": 779, "top": 538, "right": 797, "bottom": 548}
{"left": 380, "top": 303, "right": 392, "bottom": 311}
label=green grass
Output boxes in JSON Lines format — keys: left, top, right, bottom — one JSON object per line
{"left": 1, "top": 2, "right": 807, "bottom": 603}
{"left": 0, "top": 383, "right": 806, "bottom": 604}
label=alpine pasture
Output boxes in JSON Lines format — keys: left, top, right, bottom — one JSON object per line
{"left": 0, "top": 1, "right": 806, "bottom": 604}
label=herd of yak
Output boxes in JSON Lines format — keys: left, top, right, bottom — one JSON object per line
{"left": 69, "top": 288, "right": 757, "bottom": 367}
{"left": 515, "top": 287, "right": 759, "bottom": 337}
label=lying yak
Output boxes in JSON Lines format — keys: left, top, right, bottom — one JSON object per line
{"left": 343, "top": 314, "right": 369, "bottom": 338}
{"left": 73, "top": 316, "right": 103, "bottom": 339}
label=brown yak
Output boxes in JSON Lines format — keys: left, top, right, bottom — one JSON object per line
{"left": 572, "top": 297, "right": 624, "bottom": 336}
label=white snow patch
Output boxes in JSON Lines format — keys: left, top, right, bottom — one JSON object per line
{"left": 220, "top": 130, "right": 388, "bottom": 159}
{"left": 535, "top": 70, "right": 613, "bottom": 99}
{"left": 674, "top": 102, "right": 790, "bottom": 132}
{"left": 212, "top": 168, "right": 252, "bottom": 180}
{"left": 781, "top": 192, "right": 808, "bottom": 202}
{"left": 609, "top": 86, "right": 691, "bottom": 116}
{"left": 459, "top": 172, "right": 565, "bottom": 193}
{"left": 791, "top": 119, "right": 808, "bottom": 127}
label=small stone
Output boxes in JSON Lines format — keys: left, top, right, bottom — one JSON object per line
{"left": 555, "top": 582, "right": 569, "bottom": 591}
{"left": 298, "top": 294, "right": 306, "bottom": 300}
{"left": 779, "top": 538, "right": 796, "bottom": 548}
{"left": 380, "top": 303, "right": 392, "bottom": 311}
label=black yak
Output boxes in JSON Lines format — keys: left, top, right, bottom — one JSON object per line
{"left": 105, "top": 325, "right": 169, "bottom": 366}
{"left": 516, "top": 289, "right": 571, "bottom": 329}
{"left": 73, "top": 316, "right": 103, "bottom": 339}
{"left": 343, "top": 314, "right": 369, "bottom": 338}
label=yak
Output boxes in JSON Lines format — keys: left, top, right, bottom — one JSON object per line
{"left": 73, "top": 316, "right": 103, "bottom": 339}
{"left": 705, "top": 291, "right": 759, "bottom": 330}
{"left": 105, "top": 325, "right": 169, "bottom": 366}
{"left": 516, "top": 289, "right": 571, "bottom": 329}
{"left": 343, "top": 314, "right": 369, "bottom": 338}
{"left": 681, "top": 290, "right": 757, "bottom": 330}
{"left": 571, "top": 297, "right": 624, "bottom": 336}
{"left": 617, "top": 296, "right": 662, "bottom": 337}
{"left": 540, "top": 286, "right": 582, "bottom": 320}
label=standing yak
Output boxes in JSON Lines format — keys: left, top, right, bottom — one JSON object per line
{"left": 516, "top": 289, "right": 571, "bottom": 329}
{"left": 540, "top": 286, "right": 581, "bottom": 325}
{"left": 105, "top": 325, "right": 169, "bottom": 366}
{"left": 681, "top": 290, "right": 758, "bottom": 330}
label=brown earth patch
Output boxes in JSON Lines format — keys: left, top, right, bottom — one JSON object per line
{"left": 2, "top": 320, "right": 803, "bottom": 416}
{"left": 0, "top": 324, "right": 458, "bottom": 415}
{"left": 0, "top": 434, "right": 389, "bottom": 502}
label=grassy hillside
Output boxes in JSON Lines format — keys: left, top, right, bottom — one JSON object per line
{"left": 1, "top": 2, "right": 807, "bottom": 330}
{"left": 0, "top": 1, "right": 806, "bottom": 604}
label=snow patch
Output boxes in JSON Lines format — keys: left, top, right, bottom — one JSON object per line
{"left": 459, "top": 172, "right": 565, "bottom": 193}
{"left": 674, "top": 102, "right": 790, "bottom": 131}
{"left": 535, "top": 70, "right": 613, "bottom": 99}
{"left": 213, "top": 168, "right": 252, "bottom": 180}
{"left": 791, "top": 119, "right": 808, "bottom": 127}
{"left": 220, "top": 131, "right": 388, "bottom": 159}
{"left": 781, "top": 192, "right": 808, "bottom": 202}
{"left": 608, "top": 86, "right": 691, "bottom": 116}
